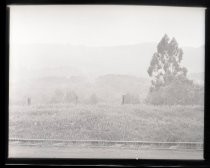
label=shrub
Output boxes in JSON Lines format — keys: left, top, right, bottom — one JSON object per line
{"left": 146, "top": 78, "right": 204, "bottom": 105}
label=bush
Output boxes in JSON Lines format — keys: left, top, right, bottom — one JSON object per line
{"left": 50, "top": 89, "right": 78, "bottom": 104}
{"left": 64, "top": 90, "right": 78, "bottom": 104}
{"left": 50, "top": 89, "right": 64, "bottom": 103}
{"left": 146, "top": 78, "right": 204, "bottom": 105}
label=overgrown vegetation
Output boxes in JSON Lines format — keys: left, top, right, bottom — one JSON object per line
{"left": 9, "top": 104, "right": 203, "bottom": 142}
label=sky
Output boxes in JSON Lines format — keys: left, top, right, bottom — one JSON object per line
{"left": 9, "top": 5, "right": 205, "bottom": 80}
{"left": 9, "top": 5, "right": 205, "bottom": 47}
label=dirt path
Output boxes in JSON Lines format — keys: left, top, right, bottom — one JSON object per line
{"left": 9, "top": 144, "right": 203, "bottom": 159}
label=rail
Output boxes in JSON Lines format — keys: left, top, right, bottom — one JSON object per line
{"left": 9, "top": 138, "right": 203, "bottom": 150}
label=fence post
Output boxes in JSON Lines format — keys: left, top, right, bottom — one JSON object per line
{"left": 122, "top": 95, "right": 125, "bottom": 105}
{"left": 27, "top": 97, "right": 31, "bottom": 106}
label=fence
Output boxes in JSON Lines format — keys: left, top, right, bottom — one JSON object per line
{"left": 9, "top": 138, "right": 203, "bottom": 150}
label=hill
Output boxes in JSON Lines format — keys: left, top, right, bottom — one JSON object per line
{"left": 10, "top": 43, "right": 204, "bottom": 79}
{"left": 9, "top": 43, "right": 204, "bottom": 105}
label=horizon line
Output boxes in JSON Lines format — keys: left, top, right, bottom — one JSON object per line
{"left": 9, "top": 42, "right": 205, "bottom": 48}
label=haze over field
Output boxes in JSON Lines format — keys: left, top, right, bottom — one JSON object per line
{"left": 9, "top": 42, "right": 204, "bottom": 105}
{"left": 8, "top": 5, "right": 205, "bottom": 159}
{"left": 9, "top": 5, "right": 205, "bottom": 82}
{"left": 9, "top": 43, "right": 204, "bottom": 80}
{"left": 9, "top": 5, "right": 204, "bottom": 101}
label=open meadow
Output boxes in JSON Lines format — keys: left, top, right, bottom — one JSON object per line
{"left": 9, "top": 104, "right": 204, "bottom": 142}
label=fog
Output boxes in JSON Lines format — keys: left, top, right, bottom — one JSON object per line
{"left": 9, "top": 5, "right": 205, "bottom": 103}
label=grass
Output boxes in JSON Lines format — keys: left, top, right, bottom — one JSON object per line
{"left": 9, "top": 103, "right": 204, "bottom": 142}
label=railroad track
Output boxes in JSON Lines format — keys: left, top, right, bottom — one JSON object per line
{"left": 9, "top": 138, "right": 203, "bottom": 150}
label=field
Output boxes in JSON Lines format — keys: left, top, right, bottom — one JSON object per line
{"left": 9, "top": 103, "right": 204, "bottom": 142}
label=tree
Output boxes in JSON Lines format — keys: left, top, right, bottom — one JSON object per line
{"left": 146, "top": 34, "right": 204, "bottom": 105}
{"left": 147, "top": 34, "right": 187, "bottom": 91}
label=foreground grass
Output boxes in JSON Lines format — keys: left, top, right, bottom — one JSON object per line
{"left": 9, "top": 104, "right": 204, "bottom": 142}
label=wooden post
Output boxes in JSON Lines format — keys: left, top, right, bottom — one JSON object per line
{"left": 122, "top": 95, "right": 125, "bottom": 105}
{"left": 75, "top": 95, "right": 78, "bottom": 105}
{"left": 27, "top": 97, "right": 31, "bottom": 106}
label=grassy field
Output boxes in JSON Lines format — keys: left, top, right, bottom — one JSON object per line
{"left": 9, "top": 104, "right": 204, "bottom": 142}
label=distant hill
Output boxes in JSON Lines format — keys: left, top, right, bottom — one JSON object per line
{"left": 10, "top": 43, "right": 204, "bottom": 79}
{"left": 9, "top": 73, "right": 150, "bottom": 105}
{"left": 10, "top": 71, "right": 204, "bottom": 105}
{"left": 9, "top": 43, "right": 204, "bottom": 104}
